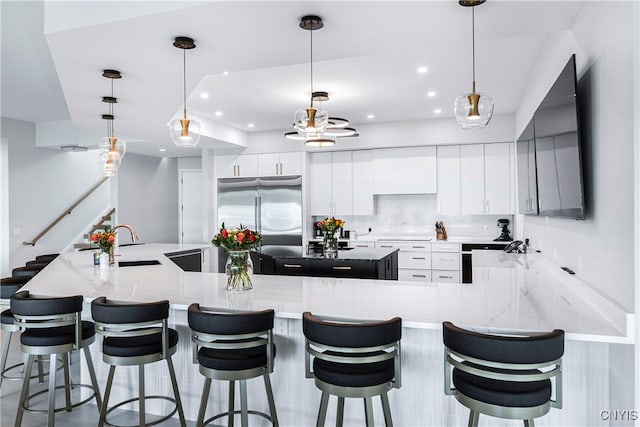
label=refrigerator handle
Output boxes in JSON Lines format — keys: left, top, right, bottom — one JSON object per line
{"left": 257, "top": 195, "right": 262, "bottom": 232}
{"left": 254, "top": 196, "right": 259, "bottom": 231}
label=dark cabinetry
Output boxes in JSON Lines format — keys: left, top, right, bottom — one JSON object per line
{"left": 165, "top": 249, "right": 202, "bottom": 272}
{"left": 268, "top": 251, "right": 397, "bottom": 280}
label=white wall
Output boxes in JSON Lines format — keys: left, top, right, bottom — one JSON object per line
{"left": 2, "top": 117, "right": 110, "bottom": 271}
{"left": 1, "top": 137, "right": 9, "bottom": 276}
{"left": 515, "top": 3, "right": 635, "bottom": 311}
{"left": 116, "top": 152, "right": 179, "bottom": 243}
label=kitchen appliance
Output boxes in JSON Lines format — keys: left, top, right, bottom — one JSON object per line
{"left": 217, "top": 176, "right": 303, "bottom": 271}
{"left": 493, "top": 218, "right": 513, "bottom": 242}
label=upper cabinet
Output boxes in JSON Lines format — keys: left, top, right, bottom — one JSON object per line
{"left": 460, "top": 143, "right": 513, "bottom": 215}
{"left": 218, "top": 152, "right": 302, "bottom": 178}
{"left": 216, "top": 154, "right": 258, "bottom": 178}
{"left": 372, "top": 146, "right": 437, "bottom": 195}
{"left": 309, "top": 150, "right": 374, "bottom": 216}
{"left": 258, "top": 152, "right": 302, "bottom": 177}
{"left": 436, "top": 145, "right": 461, "bottom": 214}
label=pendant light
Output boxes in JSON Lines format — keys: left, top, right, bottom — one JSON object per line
{"left": 169, "top": 36, "right": 201, "bottom": 147}
{"left": 293, "top": 16, "right": 330, "bottom": 142}
{"left": 454, "top": 0, "right": 494, "bottom": 129}
{"left": 98, "top": 70, "right": 126, "bottom": 176}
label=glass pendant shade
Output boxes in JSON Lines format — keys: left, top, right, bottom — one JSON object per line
{"left": 294, "top": 107, "right": 328, "bottom": 137}
{"left": 98, "top": 136, "right": 126, "bottom": 176}
{"left": 454, "top": 87, "right": 494, "bottom": 129}
{"left": 304, "top": 137, "right": 335, "bottom": 147}
{"left": 169, "top": 117, "right": 201, "bottom": 147}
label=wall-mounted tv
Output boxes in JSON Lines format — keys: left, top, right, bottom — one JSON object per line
{"left": 516, "top": 54, "right": 585, "bottom": 220}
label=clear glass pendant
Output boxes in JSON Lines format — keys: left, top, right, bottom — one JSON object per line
{"left": 454, "top": 89, "right": 494, "bottom": 129}
{"left": 294, "top": 107, "right": 328, "bottom": 137}
{"left": 169, "top": 117, "right": 201, "bottom": 147}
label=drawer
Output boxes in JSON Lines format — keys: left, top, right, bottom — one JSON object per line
{"left": 350, "top": 241, "right": 375, "bottom": 249}
{"left": 398, "top": 269, "right": 431, "bottom": 282}
{"left": 431, "top": 270, "right": 460, "bottom": 283}
{"left": 375, "top": 241, "right": 431, "bottom": 251}
{"left": 398, "top": 251, "right": 431, "bottom": 269}
{"left": 431, "top": 242, "right": 460, "bottom": 252}
{"left": 274, "top": 259, "right": 313, "bottom": 276}
{"left": 313, "top": 260, "right": 377, "bottom": 279}
{"left": 432, "top": 252, "right": 461, "bottom": 270}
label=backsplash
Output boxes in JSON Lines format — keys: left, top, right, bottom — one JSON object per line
{"left": 313, "top": 194, "right": 513, "bottom": 241}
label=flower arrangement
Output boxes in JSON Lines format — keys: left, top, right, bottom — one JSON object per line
{"left": 316, "top": 217, "right": 346, "bottom": 235}
{"left": 91, "top": 226, "right": 117, "bottom": 252}
{"left": 211, "top": 223, "right": 262, "bottom": 251}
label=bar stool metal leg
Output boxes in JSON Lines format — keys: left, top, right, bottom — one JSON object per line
{"left": 197, "top": 378, "right": 212, "bottom": 427}
{"left": 316, "top": 391, "right": 329, "bottom": 427}
{"left": 166, "top": 355, "right": 187, "bottom": 426}
{"left": 15, "top": 355, "right": 35, "bottom": 427}
{"left": 228, "top": 381, "right": 235, "bottom": 427}
{"left": 336, "top": 397, "right": 345, "bottom": 427}
{"left": 381, "top": 392, "right": 393, "bottom": 427}
{"left": 364, "top": 397, "right": 374, "bottom": 427}
{"left": 139, "top": 365, "right": 146, "bottom": 427}
{"left": 47, "top": 353, "right": 57, "bottom": 427}
{"left": 263, "top": 373, "right": 279, "bottom": 426}
{"left": 98, "top": 366, "right": 116, "bottom": 427}
{"left": 240, "top": 380, "right": 249, "bottom": 427}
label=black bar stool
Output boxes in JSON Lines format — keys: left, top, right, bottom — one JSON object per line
{"left": 187, "top": 304, "right": 279, "bottom": 427}
{"left": 442, "top": 321, "right": 564, "bottom": 427}
{"left": 302, "top": 312, "right": 402, "bottom": 427}
{"left": 91, "top": 296, "right": 186, "bottom": 427}
{"left": 1, "top": 276, "right": 32, "bottom": 386}
{"left": 10, "top": 290, "right": 102, "bottom": 427}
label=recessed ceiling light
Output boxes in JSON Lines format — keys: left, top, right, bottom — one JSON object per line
{"left": 434, "top": 108, "right": 442, "bottom": 114}
{"left": 215, "top": 111, "right": 223, "bottom": 117}
{"left": 367, "top": 114, "right": 375, "bottom": 119}
{"left": 223, "top": 71, "right": 230, "bottom": 76}
{"left": 427, "top": 91, "right": 437, "bottom": 98}
{"left": 200, "top": 92, "right": 209, "bottom": 99}
{"left": 248, "top": 123, "right": 255, "bottom": 128}
{"left": 417, "top": 66, "right": 428, "bottom": 74}
{"left": 159, "top": 148, "right": 167, "bottom": 152}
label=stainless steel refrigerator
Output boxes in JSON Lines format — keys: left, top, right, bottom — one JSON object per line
{"left": 217, "top": 175, "right": 303, "bottom": 270}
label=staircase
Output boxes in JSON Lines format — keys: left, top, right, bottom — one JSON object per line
{"left": 73, "top": 208, "right": 116, "bottom": 250}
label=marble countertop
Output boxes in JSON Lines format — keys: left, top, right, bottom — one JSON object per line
{"left": 20, "top": 244, "right": 632, "bottom": 343}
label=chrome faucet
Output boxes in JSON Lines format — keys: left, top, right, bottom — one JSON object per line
{"left": 112, "top": 224, "right": 139, "bottom": 243}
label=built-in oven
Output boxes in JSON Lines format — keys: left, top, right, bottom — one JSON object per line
{"left": 461, "top": 243, "right": 510, "bottom": 284}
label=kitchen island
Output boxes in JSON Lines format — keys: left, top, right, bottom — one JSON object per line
{"left": 250, "top": 245, "right": 398, "bottom": 279}
{"left": 16, "top": 244, "right": 633, "bottom": 427}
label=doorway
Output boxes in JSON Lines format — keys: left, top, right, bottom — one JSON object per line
{"left": 179, "top": 169, "right": 203, "bottom": 244}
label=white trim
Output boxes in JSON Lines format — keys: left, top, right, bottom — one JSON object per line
{"left": 633, "top": 0, "right": 640, "bottom": 414}
{"left": 0, "top": 137, "right": 9, "bottom": 276}
{"left": 178, "top": 168, "right": 202, "bottom": 245}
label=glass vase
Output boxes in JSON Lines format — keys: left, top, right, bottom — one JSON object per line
{"left": 225, "top": 250, "right": 253, "bottom": 291}
{"left": 323, "top": 232, "right": 338, "bottom": 258}
{"left": 102, "top": 247, "right": 115, "bottom": 267}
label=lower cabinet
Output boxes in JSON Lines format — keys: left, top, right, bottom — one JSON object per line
{"left": 165, "top": 249, "right": 202, "bottom": 272}
{"left": 270, "top": 252, "right": 397, "bottom": 280}
{"left": 376, "top": 241, "right": 431, "bottom": 283}
{"left": 431, "top": 242, "right": 461, "bottom": 283}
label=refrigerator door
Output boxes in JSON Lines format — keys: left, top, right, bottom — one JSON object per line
{"left": 258, "top": 176, "right": 303, "bottom": 246}
{"left": 217, "top": 177, "right": 259, "bottom": 230}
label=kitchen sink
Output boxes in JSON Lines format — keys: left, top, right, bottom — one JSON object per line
{"left": 118, "top": 260, "right": 161, "bottom": 267}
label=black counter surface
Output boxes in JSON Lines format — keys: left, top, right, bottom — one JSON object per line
{"left": 253, "top": 245, "right": 398, "bottom": 261}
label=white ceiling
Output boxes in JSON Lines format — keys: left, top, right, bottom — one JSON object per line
{"left": 1, "top": 1, "right": 585, "bottom": 158}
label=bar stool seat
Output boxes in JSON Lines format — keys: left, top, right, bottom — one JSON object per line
{"left": 102, "top": 329, "right": 179, "bottom": 357}
{"left": 11, "top": 290, "right": 102, "bottom": 427}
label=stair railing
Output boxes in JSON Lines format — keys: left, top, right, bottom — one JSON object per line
{"left": 23, "top": 177, "right": 110, "bottom": 246}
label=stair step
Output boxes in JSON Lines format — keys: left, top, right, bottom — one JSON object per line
{"left": 74, "top": 243, "right": 93, "bottom": 249}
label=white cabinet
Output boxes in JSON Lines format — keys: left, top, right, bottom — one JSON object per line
{"left": 431, "top": 242, "right": 461, "bottom": 283}
{"left": 436, "top": 145, "right": 461, "bottom": 214}
{"left": 372, "top": 146, "right": 437, "bottom": 195}
{"left": 216, "top": 154, "right": 258, "bottom": 178}
{"left": 376, "top": 241, "right": 431, "bottom": 283}
{"left": 460, "top": 143, "right": 512, "bottom": 215}
{"left": 309, "top": 150, "right": 374, "bottom": 216}
{"left": 258, "top": 152, "right": 302, "bottom": 177}
{"left": 352, "top": 150, "right": 374, "bottom": 215}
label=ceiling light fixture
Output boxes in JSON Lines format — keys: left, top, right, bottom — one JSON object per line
{"left": 292, "top": 15, "right": 331, "bottom": 146}
{"left": 169, "top": 36, "right": 201, "bottom": 147}
{"left": 98, "top": 69, "right": 126, "bottom": 177}
{"left": 454, "top": 0, "right": 494, "bottom": 129}
{"left": 417, "top": 66, "right": 429, "bottom": 74}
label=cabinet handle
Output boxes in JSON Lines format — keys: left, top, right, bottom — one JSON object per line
{"left": 486, "top": 199, "right": 490, "bottom": 213}
{"left": 356, "top": 245, "right": 369, "bottom": 248}
{"left": 276, "top": 163, "right": 279, "bottom": 175}
{"left": 439, "top": 257, "right": 454, "bottom": 261}
{"left": 283, "top": 264, "right": 302, "bottom": 268}
{"left": 412, "top": 257, "right": 426, "bottom": 260}
{"left": 438, "top": 275, "right": 454, "bottom": 279}
{"left": 332, "top": 266, "right": 352, "bottom": 270}
{"left": 233, "top": 165, "right": 237, "bottom": 176}
{"left": 412, "top": 274, "right": 426, "bottom": 278}
{"left": 279, "top": 163, "right": 283, "bottom": 175}
{"left": 379, "top": 245, "right": 393, "bottom": 248}
{"left": 411, "top": 245, "right": 426, "bottom": 249}
{"left": 237, "top": 165, "right": 240, "bottom": 176}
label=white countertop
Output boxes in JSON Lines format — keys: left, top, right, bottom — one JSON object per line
{"left": 21, "top": 244, "right": 632, "bottom": 343}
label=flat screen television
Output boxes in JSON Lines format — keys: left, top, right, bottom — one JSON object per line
{"left": 516, "top": 54, "right": 585, "bottom": 220}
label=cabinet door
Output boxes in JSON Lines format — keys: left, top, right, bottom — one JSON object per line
{"left": 216, "top": 155, "right": 237, "bottom": 178}
{"left": 436, "top": 145, "right": 460, "bottom": 214}
{"left": 331, "top": 151, "right": 353, "bottom": 216}
{"left": 235, "top": 154, "right": 258, "bottom": 178}
{"left": 279, "top": 152, "right": 302, "bottom": 176}
{"left": 309, "top": 152, "right": 333, "bottom": 215}
{"left": 258, "top": 153, "right": 280, "bottom": 177}
{"left": 460, "top": 144, "right": 485, "bottom": 214}
{"left": 373, "top": 147, "right": 436, "bottom": 195}
{"left": 352, "top": 150, "right": 374, "bottom": 215}
{"left": 484, "top": 143, "right": 512, "bottom": 214}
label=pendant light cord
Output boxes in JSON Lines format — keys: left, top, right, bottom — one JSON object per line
{"left": 183, "top": 48, "right": 187, "bottom": 119}
{"left": 310, "top": 27, "right": 314, "bottom": 108}
{"left": 110, "top": 78, "right": 114, "bottom": 138}
{"left": 472, "top": 6, "right": 476, "bottom": 90}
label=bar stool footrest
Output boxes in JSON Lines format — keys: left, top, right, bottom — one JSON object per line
{"left": 104, "top": 395, "right": 178, "bottom": 427}
{"left": 203, "top": 409, "right": 274, "bottom": 427}
{"left": 21, "top": 383, "right": 97, "bottom": 414}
